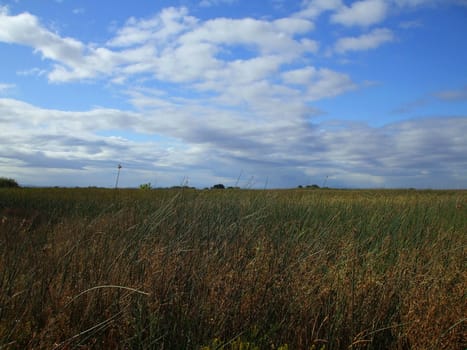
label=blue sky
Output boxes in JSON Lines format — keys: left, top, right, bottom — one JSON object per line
{"left": 0, "top": 0, "right": 466, "bottom": 189}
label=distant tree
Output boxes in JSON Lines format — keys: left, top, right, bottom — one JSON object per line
{"left": 211, "top": 184, "right": 225, "bottom": 190}
{"left": 297, "top": 185, "right": 303, "bottom": 189}
{"left": 139, "top": 182, "right": 152, "bottom": 190}
{"left": 306, "top": 184, "right": 320, "bottom": 189}
{"left": 0, "top": 177, "right": 20, "bottom": 188}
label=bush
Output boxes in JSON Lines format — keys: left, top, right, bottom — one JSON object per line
{"left": 0, "top": 177, "right": 20, "bottom": 188}
{"left": 306, "top": 184, "right": 320, "bottom": 189}
{"left": 211, "top": 184, "right": 225, "bottom": 189}
{"left": 139, "top": 182, "right": 152, "bottom": 190}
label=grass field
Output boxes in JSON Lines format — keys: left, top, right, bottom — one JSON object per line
{"left": 0, "top": 188, "right": 465, "bottom": 349}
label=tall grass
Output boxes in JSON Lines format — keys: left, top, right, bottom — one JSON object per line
{"left": 0, "top": 188, "right": 465, "bottom": 349}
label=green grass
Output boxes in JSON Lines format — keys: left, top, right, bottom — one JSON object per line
{"left": 0, "top": 188, "right": 465, "bottom": 349}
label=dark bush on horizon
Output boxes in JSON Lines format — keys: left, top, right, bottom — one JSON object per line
{"left": 211, "top": 184, "right": 225, "bottom": 189}
{"left": 0, "top": 177, "right": 20, "bottom": 188}
{"left": 307, "top": 184, "right": 320, "bottom": 189}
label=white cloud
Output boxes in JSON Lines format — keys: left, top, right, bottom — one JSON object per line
{"left": 0, "top": 6, "right": 319, "bottom": 86}
{"left": 199, "top": 0, "right": 237, "bottom": 7}
{"left": 306, "top": 69, "right": 357, "bottom": 100}
{"left": 0, "top": 9, "right": 84, "bottom": 63}
{"left": 0, "top": 7, "right": 120, "bottom": 82}
{"left": 282, "top": 66, "right": 357, "bottom": 101}
{"left": 334, "top": 28, "right": 394, "bottom": 53}
{"left": 107, "top": 7, "right": 197, "bottom": 48}
{"left": 296, "top": 0, "right": 343, "bottom": 18}
{"left": 298, "top": 0, "right": 467, "bottom": 28}
{"left": 201, "top": 55, "right": 286, "bottom": 88}
{"left": 109, "top": 12, "right": 317, "bottom": 87}
{"left": 273, "top": 17, "right": 315, "bottom": 34}
{"left": 155, "top": 42, "right": 222, "bottom": 83}
{"left": 179, "top": 17, "right": 316, "bottom": 56}
{"left": 331, "top": 0, "right": 389, "bottom": 27}
{"left": 282, "top": 67, "right": 318, "bottom": 85}
{"left": 0, "top": 83, "right": 15, "bottom": 93}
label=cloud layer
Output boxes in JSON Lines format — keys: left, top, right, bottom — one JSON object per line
{"left": 1, "top": 96, "right": 465, "bottom": 188}
{"left": 0, "top": 2, "right": 466, "bottom": 188}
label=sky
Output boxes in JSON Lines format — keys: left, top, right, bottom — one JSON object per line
{"left": 0, "top": 0, "right": 466, "bottom": 189}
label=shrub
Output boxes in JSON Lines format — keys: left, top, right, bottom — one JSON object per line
{"left": 0, "top": 177, "right": 20, "bottom": 188}
{"left": 306, "top": 184, "right": 320, "bottom": 189}
{"left": 139, "top": 182, "right": 152, "bottom": 190}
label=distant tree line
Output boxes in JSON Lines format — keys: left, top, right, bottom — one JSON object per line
{"left": 297, "top": 184, "right": 327, "bottom": 189}
{"left": 210, "top": 184, "right": 242, "bottom": 190}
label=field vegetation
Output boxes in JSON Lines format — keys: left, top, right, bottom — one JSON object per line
{"left": 0, "top": 187, "right": 465, "bottom": 349}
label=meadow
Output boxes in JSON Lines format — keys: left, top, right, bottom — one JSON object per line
{"left": 0, "top": 187, "right": 465, "bottom": 349}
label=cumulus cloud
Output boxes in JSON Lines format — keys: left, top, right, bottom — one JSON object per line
{"left": 282, "top": 67, "right": 318, "bottom": 85}
{"left": 0, "top": 6, "right": 319, "bottom": 86}
{"left": 298, "top": 0, "right": 466, "bottom": 27}
{"left": 0, "top": 7, "right": 126, "bottom": 82}
{"left": 307, "top": 69, "right": 357, "bottom": 100}
{"left": 334, "top": 28, "right": 394, "bottom": 53}
{"left": 178, "top": 17, "right": 316, "bottom": 56}
{"left": 0, "top": 8, "right": 84, "bottom": 63}
{"left": 107, "top": 7, "right": 197, "bottom": 48}
{"left": 283, "top": 67, "right": 357, "bottom": 100}
{"left": 296, "top": 0, "right": 343, "bottom": 18}
{"left": 331, "top": 0, "right": 389, "bottom": 27}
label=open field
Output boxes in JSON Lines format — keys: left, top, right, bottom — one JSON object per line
{"left": 0, "top": 188, "right": 465, "bottom": 349}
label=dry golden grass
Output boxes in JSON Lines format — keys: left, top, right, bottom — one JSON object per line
{"left": 0, "top": 188, "right": 465, "bottom": 349}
